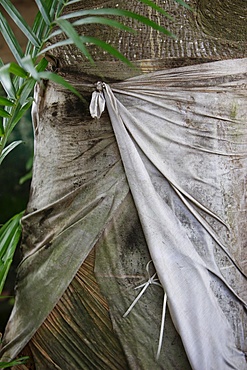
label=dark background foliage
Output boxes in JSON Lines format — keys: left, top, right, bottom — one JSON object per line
{"left": 0, "top": 0, "right": 36, "bottom": 333}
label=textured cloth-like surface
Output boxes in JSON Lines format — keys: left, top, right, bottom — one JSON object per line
{"left": 94, "top": 59, "right": 247, "bottom": 370}
{"left": 50, "top": 0, "right": 247, "bottom": 77}
{"left": 1, "top": 59, "right": 247, "bottom": 370}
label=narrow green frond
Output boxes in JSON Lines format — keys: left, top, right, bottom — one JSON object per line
{"left": 21, "top": 55, "right": 39, "bottom": 80}
{"left": 0, "top": 108, "right": 11, "bottom": 118}
{"left": 9, "top": 63, "right": 29, "bottom": 78}
{"left": 59, "top": 8, "right": 129, "bottom": 20}
{"left": 72, "top": 16, "right": 136, "bottom": 33}
{"left": 1, "top": 0, "right": 40, "bottom": 47}
{"left": 174, "top": 0, "right": 193, "bottom": 11}
{"left": 59, "top": 8, "right": 176, "bottom": 37}
{"left": 17, "top": 79, "right": 36, "bottom": 105}
{"left": 0, "top": 13, "right": 24, "bottom": 64}
{"left": 63, "top": 0, "right": 81, "bottom": 6}
{"left": 48, "top": 0, "right": 60, "bottom": 19}
{"left": 55, "top": 18, "right": 93, "bottom": 63}
{"left": 36, "top": 57, "right": 49, "bottom": 72}
{"left": 49, "top": 16, "right": 135, "bottom": 40}
{"left": 0, "top": 211, "right": 23, "bottom": 259}
{"left": 10, "top": 99, "right": 34, "bottom": 127}
{"left": 41, "top": 35, "right": 132, "bottom": 67}
{"left": 0, "top": 97, "right": 14, "bottom": 107}
{"left": 0, "top": 357, "right": 29, "bottom": 369}
{"left": 0, "top": 211, "right": 23, "bottom": 294}
{"left": 81, "top": 36, "right": 133, "bottom": 66}
{"left": 0, "top": 119, "right": 4, "bottom": 136}
{"left": 0, "top": 65, "right": 16, "bottom": 98}
{"left": 35, "top": 0, "right": 52, "bottom": 25}
{"left": 0, "top": 140, "right": 22, "bottom": 165}
{"left": 44, "top": 28, "right": 63, "bottom": 41}
{"left": 26, "top": 11, "right": 48, "bottom": 56}
{"left": 111, "top": 9, "right": 176, "bottom": 37}
{"left": 16, "top": 57, "right": 47, "bottom": 98}
{"left": 38, "top": 71, "right": 83, "bottom": 99}
{"left": 40, "top": 39, "right": 73, "bottom": 55}
{"left": 138, "top": 0, "right": 174, "bottom": 20}
{"left": 55, "top": 0, "right": 66, "bottom": 16}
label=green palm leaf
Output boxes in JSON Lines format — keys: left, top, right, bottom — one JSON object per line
{"left": 0, "top": 108, "right": 11, "bottom": 118}
{"left": 38, "top": 71, "right": 83, "bottom": 99}
{"left": 0, "top": 64, "right": 16, "bottom": 98}
{"left": 70, "top": 16, "right": 135, "bottom": 33}
{"left": 21, "top": 55, "right": 40, "bottom": 80}
{"left": 10, "top": 99, "right": 34, "bottom": 127}
{"left": 48, "top": 16, "right": 135, "bottom": 40}
{"left": 80, "top": 36, "right": 133, "bottom": 66}
{"left": 59, "top": 8, "right": 176, "bottom": 37}
{"left": 175, "top": 0, "right": 193, "bottom": 11}
{"left": 35, "top": 0, "right": 52, "bottom": 26}
{"left": 8, "top": 62, "right": 29, "bottom": 78}
{"left": 0, "top": 97, "right": 15, "bottom": 107}
{"left": 138, "top": 0, "right": 174, "bottom": 20}
{"left": 0, "top": 140, "right": 22, "bottom": 165}
{"left": 63, "top": 0, "right": 81, "bottom": 5}
{"left": 0, "top": 12, "right": 24, "bottom": 65}
{"left": 0, "top": 0, "right": 40, "bottom": 47}
{"left": 0, "top": 211, "right": 24, "bottom": 294}
{"left": 48, "top": 0, "right": 61, "bottom": 19}
{"left": 55, "top": 18, "right": 94, "bottom": 63}
{"left": 25, "top": 10, "right": 47, "bottom": 57}
{"left": 0, "top": 356, "right": 29, "bottom": 369}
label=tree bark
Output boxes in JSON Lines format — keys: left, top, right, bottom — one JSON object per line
{"left": 1, "top": 1, "right": 246, "bottom": 369}
{"left": 49, "top": 0, "right": 246, "bottom": 76}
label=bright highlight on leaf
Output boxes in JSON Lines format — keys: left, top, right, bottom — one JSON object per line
{"left": 0, "top": 140, "right": 22, "bottom": 165}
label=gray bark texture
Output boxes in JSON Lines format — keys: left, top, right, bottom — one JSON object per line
{"left": 0, "top": 1, "right": 246, "bottom": 369}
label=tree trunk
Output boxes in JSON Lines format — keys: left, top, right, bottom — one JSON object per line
{"left": 0, "top": 1, "right": 246, "bottom": 369}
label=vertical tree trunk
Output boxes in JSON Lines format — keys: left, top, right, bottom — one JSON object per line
{"left": 1, "top": 1, "right": 246, "bottom": 369}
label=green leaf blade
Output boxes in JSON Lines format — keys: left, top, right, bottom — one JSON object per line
{"left": 9, "top": 62, "right": 29, "bottom": 78}
{"left": 82, "top": 36, "right": 133, "bottom": 66}
{"left": 55, "top": 18, "right": 93, "bottom": 63}
{"left": 38, "top": 71, "right": 82, "bottom": 99}
{"left": 0, "top": 107, "right": 11, "bottom": 118}
{"left": 72, "top": 16, "right": 136, "bottom": 33}
{"left": 0, "top": 0, "right": 40, "bottom": 47}
{"left": 0, "top": 65, "right": 16, "bottom": 99}
{"left": 0, "top": 211, "right": 23, "bottom": 294}
{"left": 0, "top": 140, "right": 22, "bottom": 165}
{"left": 0, "top": 357, "right": 29, "bottom": 369}
{"left": 35, "top": 0, "right": 52, "bottom": 25}
{"left": 0, "top": 13, "right": 24, "bottom": 65}
{"left": 0, "top": 97, "right": 14, "bottom": 107}
{"left": 59, "top": 8, "right": 176, "bottom": 38}
{"left": 174, "top": 0, "right": 193, "bottom": 11}
{"left": 10, "top": 100, "right": 33, "bottom": 127}
{"left": 138, "top": 0, "right": 174, "bottom": 20}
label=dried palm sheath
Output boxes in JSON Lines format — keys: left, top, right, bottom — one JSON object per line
{"left": 0, "top": 58, "right": 247, "bottom": 370}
